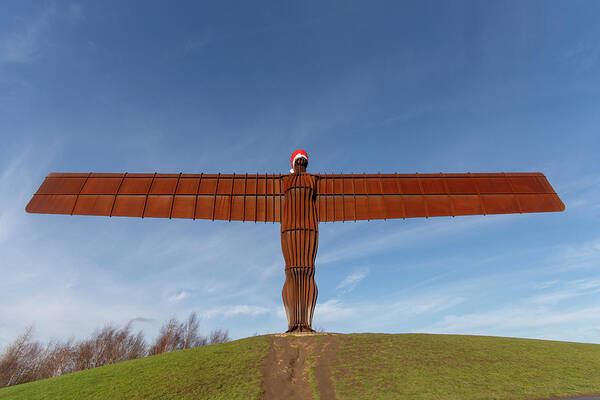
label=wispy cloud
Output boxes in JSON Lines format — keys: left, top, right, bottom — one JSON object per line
{"left": 423, "top": 274, "right": 600, "bottom": 342}
{"left": 429, "top": 306, "right": 600, "bottom": 336}
{"left": 203, "top": 305, "right": 270, "bottom": 319}
{"left": 336, "top": 268, "right": 369, "bottom": 292}
{"left": 313, "top": 292, "right": 465, "bottom": 328}
{"left": 168, "top": 291, "right": 188, "bottom": 303}
{"left": 0, "top": 5, "right": 55, "bottom": 65}
{"left": 553, "top": 238, "right": 600, "bottom": 271}
{"left": 318, "top": 216, "right": 501, "bottom": 266}
{"left": 564, "top": 40, "right": 600, "bottom": 73}
{"left": 0, "top": 3, "right": 84, "bottom": 65}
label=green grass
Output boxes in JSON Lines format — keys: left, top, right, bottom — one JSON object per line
{"left": 330, "top": 333, "right": 600, "bottom": 400}
{"left": 0, "top": 336, "right": 269, "bottom": 400}
{"left": 1, "top": 333, "right": 600, "bottom": 400}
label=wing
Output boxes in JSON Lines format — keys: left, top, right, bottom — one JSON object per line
{"left": 315, "top": 172, "right": 565, "bottom": 222}
{"left": 26, "top": 173, "right": 284, "bottom": 222}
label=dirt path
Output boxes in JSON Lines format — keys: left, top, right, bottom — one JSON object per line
{"left": 261, "top": 333, "right": 340, "bottom": 400}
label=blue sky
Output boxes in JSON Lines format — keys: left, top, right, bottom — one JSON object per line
{"left": 1, "top": 1, "right": 599, "bottom": 346}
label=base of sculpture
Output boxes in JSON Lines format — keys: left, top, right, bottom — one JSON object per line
{"left": 286, "top": 324, "right": 315, "bottom": 333}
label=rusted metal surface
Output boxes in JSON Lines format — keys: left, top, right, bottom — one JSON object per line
{"left": 26, "top": 173, "right": 286, "bottom": 222}
{"left": 314, "top": 172, "right": 564, "bottom": 221}
{"left": 281, "top": 172, "right": 319, "bottom": 332}
{"left": 25, "top": 161, "right": 565, "bottom": 332}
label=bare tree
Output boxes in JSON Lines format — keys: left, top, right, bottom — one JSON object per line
{"left": 0, "top": 327, "right": 44, "bottom": 387}
{"left": 149, "top": 312, "right": 227, "bottom": 355}
{"left": 73, "top": 323, "right": 147, "bottom": 369}
{"left": 208, "top": 329, "right": 230, "bottom": 345}
{"left": 0, "top": 314, "right": 229, "bottom": 387}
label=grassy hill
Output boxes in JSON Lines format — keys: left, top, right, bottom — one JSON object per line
{"left": 1, "top": 333, "right": 599, "bottom": 400}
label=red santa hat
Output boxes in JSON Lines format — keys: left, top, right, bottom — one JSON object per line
{"left": 290, "top": 149, "right": 308, "bottom": 172}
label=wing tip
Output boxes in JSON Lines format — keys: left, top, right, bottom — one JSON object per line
{"left": 25, "top": 199, "right": 37, "bottom": 214}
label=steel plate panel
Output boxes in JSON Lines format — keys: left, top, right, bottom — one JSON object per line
{"left": 80, "top": 178, "right": 122, "bottom": 195}
{"left": 343, "top": 196, "right": 356, "bottom": 220}
{"left": 256, "top": 195, "right": 266, "bottom": 222}
{"left": 195, "top": 196, "right": 214, "bottom": 219}
{"left": 474, "top": 178, "right": 512, "bottom": 194}
{"left": 451, "top": 195, "right": 484, "bottom": 215}
{"left": 118, "top": 178, "right": 153, "bottom": 194}
{"left": 150, "top": 178, "right": 178, "bottom": 195}
{"left": 381, "top": 178, "right": 398, "bottom": 194}
{"left": 256, "top": 178, "right": 266, "bottom": 196}
{"left": 171, "top": 196, "right": 195, "bottom": 219}
{"left": 36, "top": 177, "right": 87, "bottom": 195}
{"left": 425, "top": 195, "right": 453, "bottom": 217}
{"left": 403, "top": 196, "right": 427, "bottom": 218}
{"left": 230, "top": 196, "right": 245, "bottom": 221}
{"left": 354, "top": 196, "right": 369, "bottom": 220}
{"left": 353, "top": 178, "right": 367, "bottom": 194}
{"left": 112, "top": 195, "right": 145, "bottom": 217}
{"left": 517, "top": 194, "right": 564, "bottom": 212}
{"left": 144, "top": 195, "right": 172, "bottom": 218}
{"left": 26, "top": 194, "right": 77, "bottom": 214}
{"left": 198, "top": 178, "right": 217, "bottom": 195}
{"left": 421, "top": 178, "right": 447, "bottom": 194}
{"left": 446, "top": 178, "right": 478, "bottom": 194}
{"left": 243, "top": 196, "right": 255, "bottom": 221}
{"left": 213, "top": 196, "right": 230, "bottom": 220}
{"left": 232, "top": 178, "right": 246, "bottom": 195}
{"left": 482, "top": 194, "right": 520, "bottom": 214}
{"left": 509, "top": 176, "right": 546, "bottom": 193}
{"left": 73, "top": 195, "right": 114, "bottom": 215}
{"left": 383, "top": 196, "right": 405, "bottom": 219}
{"left": 397, "top": 179, "right": 422, "bottom": 195}
{"left": 245, "top": 178, "right": 257, "bottom": 196}
{"left": 367, "top": 195, "right": 386, "bottom": 219}
{"left": 217, "top": 178, "right": 233, "bottom": 195}
{"left": 176, "top": 178, "right": 200, "bottom": 194}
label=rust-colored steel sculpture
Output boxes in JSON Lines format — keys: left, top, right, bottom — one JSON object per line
{"left": 26, "top": 150, "right": 565, "bottom": 332}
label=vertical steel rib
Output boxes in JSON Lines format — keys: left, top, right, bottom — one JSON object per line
{"left": 109, "top": 172, "right": 127, "bottom": 217}
{"left": 211, "top": 173, "right": 220, "bottom": 221}
{"left": 351, "top": 174, "right": 357, "bottom": 221}
{"left": 193, "top": 173, "right": 203, "bottom": 221}
{"left": 254, "top": 173, "right": 258, "bottom": 223}
{"left": 71, "top": 172, "right": 91, "bottom": 215}
{"left": 242, "top": 173, "right": 247, "bottom": 222}
{"left": 279, "top": 176, "right": 283, "bottom": 223}
{"left": 331, "top": 174, "right": 335, "bottom": 222}
{"left": 324, "top": 174, "right": 328, "bottom": 222}
{"left": 141, "top": 172, "right": 157, "bottom": 218}
{"left": 271, "top": 175, "right": 275, "bottom": 224}
{"left": 364, "top": 173, "right": 370, "bottom": 221}
{"left": 169, "top": 172, "right": 182, "bottom": 219}
{"left": 228, "top": 173, "right": 235, "bottom": 222}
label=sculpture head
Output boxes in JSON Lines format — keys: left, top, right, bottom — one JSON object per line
{"left": 290, "top": 149, "right": 308, "bottom": 173}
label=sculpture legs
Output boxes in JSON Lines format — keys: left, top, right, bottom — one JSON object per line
{"left": 282, "top": 266, "right": 318, "bottom": 332}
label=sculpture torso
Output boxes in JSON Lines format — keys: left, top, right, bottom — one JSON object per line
{"left": 281, "top": 172, "right": 318, "bottom": 268}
